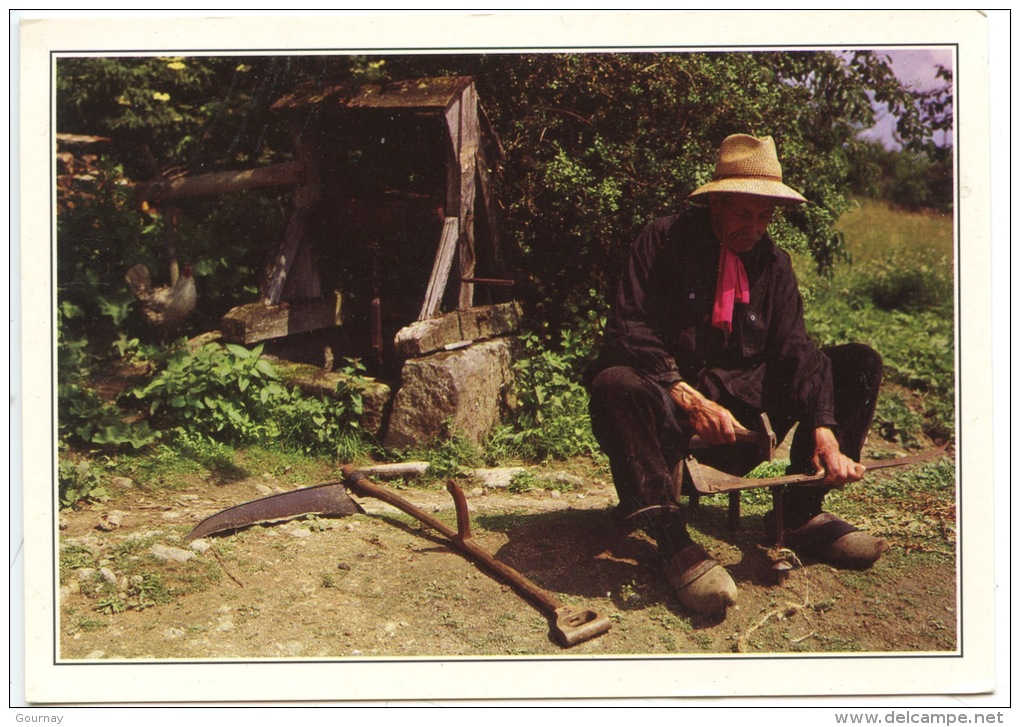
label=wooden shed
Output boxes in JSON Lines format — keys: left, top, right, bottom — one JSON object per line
{"left": 220, "top": 76, "right": 508, "bottom": 365}
{"left": 137, "top": 76, "right": 508, "bottom": 370}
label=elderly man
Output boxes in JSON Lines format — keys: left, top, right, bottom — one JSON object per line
{"left": 587, "top": 134, "right": 884, "bottom": 616}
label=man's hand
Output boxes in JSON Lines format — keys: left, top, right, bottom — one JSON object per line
{"left": 670, "top": 381, "right": 742, "bottom": 445}
{"left": 812, "top": 427, "right": 866, "bottom": 486}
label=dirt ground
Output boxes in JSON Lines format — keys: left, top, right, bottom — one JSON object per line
{"left": 57, "top": 453, "right": 958, "bottom": 661}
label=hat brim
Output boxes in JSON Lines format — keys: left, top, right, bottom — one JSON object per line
{"left": 688, "top": 177, "right": 807, "bottom": 205}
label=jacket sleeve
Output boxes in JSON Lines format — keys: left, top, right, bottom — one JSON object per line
{"left": 600, "top": 218, "right": 683, "bottom": 388}
{"left": 766, "top": 256, "right": 837, "bottom": 430}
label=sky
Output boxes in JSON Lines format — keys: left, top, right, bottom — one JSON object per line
{"left": 856, "top": 47, "right": 955, "bottom": 149}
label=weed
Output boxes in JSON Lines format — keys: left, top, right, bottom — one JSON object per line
{"left": 401, "top": 429, "right": 482, "bottom": 483}
{"left": 58, "top": 457, "right": 110, "bottom": 509}
{"left": 59, "top": 544, "right": 97, "bottom": 577}
{"left": 69, "top": 617, "right": 108, "bottom": 634}
{"left": 507, "top": 471, "right": 540, "bottom": 494}
{"left": 691, "top": 632, "right": 714, "bottom": 650}
{"left": 488, "top": 301, "right": 604, "bottom": 463}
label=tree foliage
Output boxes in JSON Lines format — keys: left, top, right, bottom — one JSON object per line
{"left": 56, "top": 50, "right": 953, "bottom": 337}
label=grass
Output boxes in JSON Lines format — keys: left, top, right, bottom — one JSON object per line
{"left": 835, "top": 198, "right": 954, "bottom": 265}
{"left": 795, "top": 198, "right": 956, "bottom": 445}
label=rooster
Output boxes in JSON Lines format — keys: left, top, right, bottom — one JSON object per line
{"left": 125, "top": 263, "right": 198, "bottom": 342}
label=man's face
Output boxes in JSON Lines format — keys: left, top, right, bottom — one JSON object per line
{"left": 709, "top": 193, "right": 776, "bottom": 254}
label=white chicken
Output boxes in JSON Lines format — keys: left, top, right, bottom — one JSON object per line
{"left": 125, "top": 263, "right": 197, "bottom": 342}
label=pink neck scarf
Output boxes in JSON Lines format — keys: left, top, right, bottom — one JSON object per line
{"left": 711, "top": 246, "right": 749, "bottom": 333}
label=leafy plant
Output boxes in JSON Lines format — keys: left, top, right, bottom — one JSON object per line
{"left": 489, "top": 335, "right": 597, "bottom": 463}
{"left": 58, "top": 457, "right": 110, "bottom": 509}
{"left": 401, "top": 427, "right": 483, "bottom": 482}
{"left": 129, "top": 342, "right": 368, "bottom": 459}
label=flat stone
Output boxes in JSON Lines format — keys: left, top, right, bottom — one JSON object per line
{"left": 149, "top": 544, "right": 195, "bottom": 563}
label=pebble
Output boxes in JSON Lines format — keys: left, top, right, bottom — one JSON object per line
{"left": 97, "top": 511, "right": 124, "bottom": 531}
{"left": 110, "top": 477, "right": 135, "bottom": 489}
{"left": 86, "top": 650, "right": 106, "bottom": 660}
{"left": 98, "top": 567, "right": 117, "bottom": 585}
{"left": 190, "top": 539, "right": 211, "bottom": 554}
{"left": 289, "top": 528, "right": 312, "bottom": 538}
{"left": 149, "top": 544, "right": 195, "bottom": 563}
{"left": 76, "top": 568, "right": 96, "bottom": 582}
{"left": 255, "top": 484, "right": 274, "bottom": 496}
{"left": 550, "top": 490, "right": 562, "bottom": 499}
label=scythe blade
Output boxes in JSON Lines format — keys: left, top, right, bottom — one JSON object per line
{"left": 685, "top": 443, "right": 949, "bottom": 495}
{"left": 185, "top": 482, "right": 363, "bottom": 541}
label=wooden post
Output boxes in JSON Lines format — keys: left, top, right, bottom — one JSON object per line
{"left": 263, "top": 134, "right": 321, "bottom": 305}
{"left": 456, "top": 83, "right": 479, "bottom": 310}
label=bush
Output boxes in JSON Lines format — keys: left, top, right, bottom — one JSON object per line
{"left": 860, "top": 257, "right": 954, "bottom": 314}
{"left": 488, "top": 294, "right": 607, "bottom": 462}
{"left": 129, "top": 342, "right": 368, "bottom": 460}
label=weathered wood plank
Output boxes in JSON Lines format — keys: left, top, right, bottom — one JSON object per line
{"left": 134, "top": 161, "right": 305, "bottom": 202}
{"left": 220, "top": 292, "right": 342, "bottom": 345}
{"left": 418, "top": 217, "right": 460, "bottom": 321}
{"left": 397, "top": 301, "right": 522, "bottom": 358}
{"left": 263, "top": 135, "right": 321, "bottom": 305}
{"left": 457, "top": 83, "right": 479, "bottom": 310}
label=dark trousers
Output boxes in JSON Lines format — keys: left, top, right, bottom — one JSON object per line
{"left": 588, "top": 344, "right": 883, "bottom": 558}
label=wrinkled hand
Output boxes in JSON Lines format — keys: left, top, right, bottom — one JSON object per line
{"left": 670, "top": 381, "right": 742, "bottom": 446}
{"left": 812, "top": 427, "right": 866, "bottom": 486}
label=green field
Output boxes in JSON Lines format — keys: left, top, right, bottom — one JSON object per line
{"left": 796, "top": 198, "right": 956, "bottom": 446}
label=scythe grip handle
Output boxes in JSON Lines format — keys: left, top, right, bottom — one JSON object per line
{"left": 340, "top": 466, "right": 610, "bottom": 647}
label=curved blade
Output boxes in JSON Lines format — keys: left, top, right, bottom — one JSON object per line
{"left": 687, "top": 443, "right": 949, "bottom": 494}
{"left": 185, "top": 482, "right": 363, "bottom": 541}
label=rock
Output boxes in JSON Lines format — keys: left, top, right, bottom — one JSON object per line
{"left": 255, "top": 484, "right": 274, "bottom": 496}
{"left": 76, "top": 568, "right": 96, "bottom": 582}
{"left": 163, "top": 627, "right": 186, "bottom": 639}
{"left": 98, "top": 567, "right": 117, "bottom": 585}
{"left": 110, "top": 476, "right": 135, "bottom": 489}
{"left": 189, "top": 539, "right": 211, "bottom": 554}
{"left": 97, "top": 511, "right": 124, "bottom": 531}
{"left": 289, "top": 528, "right": 313, "bottom": 538}
{"left": 86, "top": 650, "right": 106, "bottom": 660}
{"left": 149, "top": 544, "right": 195, "bottom": 563}
{"left": 472, "top": 467, "right": 526, "bottom": 489}
{"left": 384, "top": 338, "right": 515, "bottom": 448}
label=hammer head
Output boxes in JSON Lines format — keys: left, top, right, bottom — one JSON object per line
{"left": 679, "top": 412, "right": 777, "bottom": 496}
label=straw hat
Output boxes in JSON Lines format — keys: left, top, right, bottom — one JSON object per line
{"left": 688, "top": 134, "right": 807, "bottom": 205}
